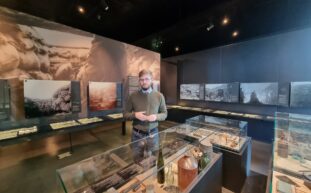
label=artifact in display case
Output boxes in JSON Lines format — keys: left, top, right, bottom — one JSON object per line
{"left": 0, "top": 126, "right": 38, "bottom": 140}
{"left": 50, "top": 120, "right": 80, "bottom": 130}
{"left": 205, "top": 83, "right": 239, "bottom": 103}
{"left": 77, "top": 117, "right": 103, "bottom": 124}
{"left": 273, "top": 113, "right": 311, "bottom": 176}
{"left": 24, "top": 80, "right": 73, "bottom": 118}
{"left": 106, "top": 113, "right": 123, "bottom": 119}
{"left": 0, "top": 79, "right": 10, "bottom": 121}
{"left": 186, "top": 115, "right": 248, "bottom": 152}
{"left": 180, "top": 84, "right": 204, "bottom": 100}
{"left": 271, "top": 171, "right": 311, "bottom": 193}
{"left": 88, "top": 82, "right": 122, "bottom": 112}
{"left": 57, "top": 125, "right": 217, "bottom": 193}
{"left": 271, "top": 112, "right": 311, "bottom": 193}
{"left": 213, "top": 110, "right": 230, "bottom": 115}
{"left": 243, "top": 113, "right": 264, "bottom": 120}
{"left": 229, "top": 112, "right": 244, "bottom": 116}
{"left": 290, "top": 82, "right": 311, "bottom": 108}
{"left": 240, "top": 82, "right": 278, "bottom": 105}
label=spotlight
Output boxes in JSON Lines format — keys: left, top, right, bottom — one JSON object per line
{"left": 97, "top": 14, "right": 102, "bottom": 20}
{"left": 232, "top": 30, "right": 239, "bottom": 37}
{"left": 77, "top": 6, "right": 86, "bottom": 14}
{"left": 175, "top": 46, "right": 180, "bottom": 52}
{"left": 206, "top": 23, "right": 214, "bottom": 31}
{"left": 222, "top": 17, "right": 229, "bottom": 26}
{"left": 101, "top": 0, "right": 109, "bottom": 11}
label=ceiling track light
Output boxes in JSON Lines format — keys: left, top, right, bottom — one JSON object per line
{"left": 77, "top": 5, "right": 86, "bottom": 14}
{"left": 101, "top": 0, "right": 109, "bottom": 11}
{"left": 222, "top": 17, "right": 229, "bottom": 26}
{"left": 232, "top": 30, "right": 239, "bottom": 37}
{"left": 206, "top": 23, "right": 214, "bottom": 31}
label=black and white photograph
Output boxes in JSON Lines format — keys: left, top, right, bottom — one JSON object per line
{"left": 205, "top": 83, "right": 239, "bottom": 103}
{"left": 0, "top": 79, "right": 10, "bottom": 121}
{"left": 24, "top": 80, "right": 72, "bottom": 118}
{"left": 290, "top": 82, "right": 311, "bottom": 107}
{"left": 240, "top": 83, "right": 278, "bottom": 105}
{"left": 180, "top": 84, "right": 203, "bottom": 100}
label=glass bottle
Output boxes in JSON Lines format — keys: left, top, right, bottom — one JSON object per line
{"left": 157, "top": 145, "right": 165, "bottom": 184}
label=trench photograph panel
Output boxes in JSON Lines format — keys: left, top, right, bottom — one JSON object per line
{"left": 24, "top": 79, "right": 72, "bottom": 118}
{"left": 290, "top": 82, "right": 311, "bottom": 107}
{"left": 240, "top": 82, "right": 278, "bottom": 105}
{"left": 205, "top": 83, "right": 239, "bottom": 103}
{"left": 180, "top": 84, "right": 201, "bottom": 100}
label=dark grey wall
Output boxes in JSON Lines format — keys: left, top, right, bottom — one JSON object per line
{"left": 161, "top": 61, "right": 178, "bottom": 104}
{"left": 163, "top": 27, "right": 311, "bottom": 116}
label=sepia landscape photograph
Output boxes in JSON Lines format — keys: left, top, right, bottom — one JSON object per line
{"left": 88, "top": 82, "right": 118, "bottom": 111}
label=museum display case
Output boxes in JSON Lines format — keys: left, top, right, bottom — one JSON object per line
{"left": 56, "top": 124, "right": 222, "bottom": 193}
{"left": 185, "top": 115, "right": 248, "bottom": 152}
{"left": 0, "top": 79, "right": 124, "bottom": 144}
{"left": 270, "top": 112, "right": 311, "bottom": 193}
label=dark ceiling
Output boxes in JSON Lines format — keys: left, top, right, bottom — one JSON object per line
{"left": 1, "top": 0, "right": 311, "bottom": 57}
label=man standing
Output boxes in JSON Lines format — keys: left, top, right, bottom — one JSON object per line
{"left": 124, "top": 69, "right": 167, "bottom": 162}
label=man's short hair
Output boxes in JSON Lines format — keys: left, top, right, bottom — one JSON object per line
{"left": 138, "top": 69, "right": 153, "bottom": 78}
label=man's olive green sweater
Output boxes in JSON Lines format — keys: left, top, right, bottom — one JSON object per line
{"left": 124, "top": 90, "right": 167, "bottom": 132}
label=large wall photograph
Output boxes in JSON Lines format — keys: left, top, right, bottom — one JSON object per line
{"left": 205, "top": 83, "right": 239, "bottom": 103}
{"left": 24, "top": 80, "right": 71, "bottom": 118}
{"left": 290, "top": 82, "right": 311, "bottom": 107}
{"left": 88, "top": 82, "right": 121, "bottom": 112}
{"left": 0, "top": 6, "right": 160, "bottom": 120}
{"left": 180, "top": 84, "right": 203, "bottom": 100}
{"left": 240, "top": 83, "right": 278, "bottom": 105}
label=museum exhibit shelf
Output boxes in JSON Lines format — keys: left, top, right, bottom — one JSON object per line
{"left": 57, "top": 123, "right": 223, "bottom": 193}
{"left": 269, "top": 112, "right": 311, "bottom": 193}
{"left": 166, "top": 105, "right": 274, "bottom": 122}
{"left": 0, "top": 112, "right": 125, "bottom": 147}
{"left": 185, "top": 115, "right": 251, "bottom": 193}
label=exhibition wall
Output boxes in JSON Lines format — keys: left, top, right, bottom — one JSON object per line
{"left": 0, "top": 6, "right": 160, "bottom": 121}
{"left": 162, "top": 27, "right": 311, "bottom": 142}
{"left": 160, "top": 61, "right": 177, "bottom": 104}
{"left": 163, "top": 27, "right": 311, "bottom": 116}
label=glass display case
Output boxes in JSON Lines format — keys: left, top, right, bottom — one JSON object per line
{"left": 270, "top": 112, "right": 311, "bottom": 193}
{"left": 185, "top": 115, "right": 248, "bottom": 152}
{"left": 56, "top": 124, "right": 220, "bottom": 193}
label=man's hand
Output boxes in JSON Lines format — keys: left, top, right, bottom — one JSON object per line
{"left": 135, "top": 111, "right": 147, "bottom": 121}
{"left": 146, "top": 114, "right": 157, "bottom": 122}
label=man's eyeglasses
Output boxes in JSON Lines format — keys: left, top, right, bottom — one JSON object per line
{"left": 139, "top": 78, "right": 151, "bottom": 82}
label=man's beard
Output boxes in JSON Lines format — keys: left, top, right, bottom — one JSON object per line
{"left": 142, "top": 85, "right": 151, "bottom": 91}
{"left": 141, "top": 84, "right": 151, "bottom": 91}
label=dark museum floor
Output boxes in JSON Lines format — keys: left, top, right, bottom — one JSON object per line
{"left": 0, "top": 121, "right": 272, "bottom": 193}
